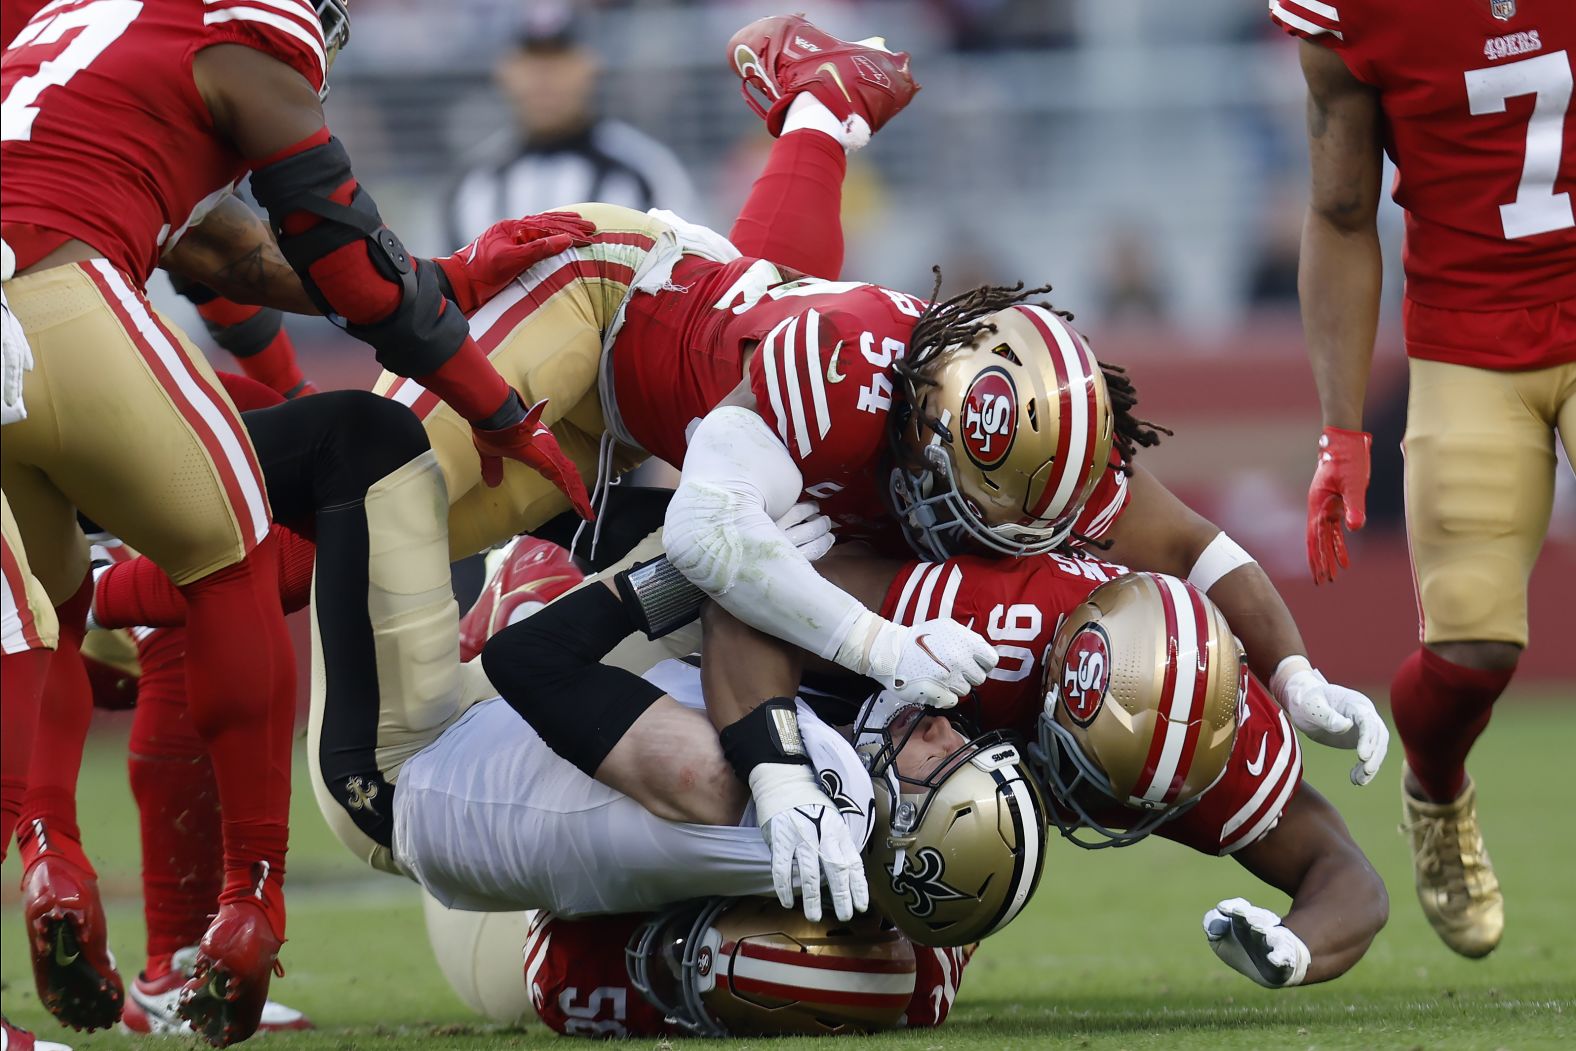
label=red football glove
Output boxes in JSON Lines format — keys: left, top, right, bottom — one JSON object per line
{"left": 432, "top": 212, "right": 597, "bottom": 314}
{"left": 472, "top": 395, "right": 595, "bottom": 520}
{"left": 1306, "top": 426, "right": 1372, "bottom": 585}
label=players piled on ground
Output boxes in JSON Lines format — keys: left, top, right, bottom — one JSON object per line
{"left": 3, "top": 1, "right": 1568, "bottom": 1046}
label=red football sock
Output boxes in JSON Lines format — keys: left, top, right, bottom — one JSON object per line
{"left": 1390, "top": 647, "right": 1514, "bottom": 803}
{"left": 129, "top": 628, "right": 224, "bottom": 965}
{"left": 94, "top": 526, "right": 317, "bottom": 629}
{"left": 728, "top": 129, "right": 848, "bottom": 280}
{"left": 237, "top": 330, "right": 308, "bottom": 400}
{"left": 177, "top": 533, "right": 294, "bottom": 939}
{"left": 17, "top": 576, "right": 96, "bottom": 875}
{"left": 1, "top": 647, "right": 50, "bottom": 862}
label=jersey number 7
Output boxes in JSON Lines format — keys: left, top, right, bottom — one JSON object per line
{"left": 1464, "top": 50, "right": 1575, "bottom": 240}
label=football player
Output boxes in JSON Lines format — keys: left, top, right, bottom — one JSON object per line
{"left": 2, "top": 0, "right": 586, "bottom": 1041}
{"left": 700, "top": 558, "right": 1389, "bottom": 989}
{"left": 1272, "top": 0, "right": 1574, "bottom": 957}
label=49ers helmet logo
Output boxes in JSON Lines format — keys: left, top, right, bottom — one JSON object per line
{"left": 961, "top": 367, "right": 1018, "bottom": 469}
{"left": 1060, "top": 623, "right": 1111, "bottom": 727}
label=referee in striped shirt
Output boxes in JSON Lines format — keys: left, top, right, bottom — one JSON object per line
{"left": 444, "top": 9, "right": 697, "bottom": 249}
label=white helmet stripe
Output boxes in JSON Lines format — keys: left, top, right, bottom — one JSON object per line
{"left": 1036, "top": 308, "right": 1095, "bottom": 524}
{"left": 1138, "top": 576, "right": 1203, "bottom": 804}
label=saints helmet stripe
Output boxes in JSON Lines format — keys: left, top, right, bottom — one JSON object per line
{"left": 981, "top": 767, "right": 1041, "bottom": 937}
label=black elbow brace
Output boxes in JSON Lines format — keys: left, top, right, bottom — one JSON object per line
{"left": 250, "top": 136, "right": 465, "bottom": 376}
{"left": 480, "top": 585, "right": 664, "bottom": 777}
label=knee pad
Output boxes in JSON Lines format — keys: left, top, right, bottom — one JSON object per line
{"left": 364, "top": 450, "right": 462, "bottom": 778}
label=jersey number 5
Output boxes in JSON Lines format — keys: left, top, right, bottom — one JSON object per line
{"left": 1464, "top": 50, "right": 1575, "bottom": 240}
{"left": 2, "top": 0, "right": 143, "bottom": 143}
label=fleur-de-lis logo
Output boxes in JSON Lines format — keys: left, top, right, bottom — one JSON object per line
{"left": 345, "top": 776, "right": 380, "bottom": 814}
{"left": 818, "top": 770, "right": 864, "bottom": 817}
{"left": 889, "top": 846, "right": 969, "bottom": 918}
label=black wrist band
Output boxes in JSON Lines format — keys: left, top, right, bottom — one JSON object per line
{"left": 719, "top": 698, "right": 811, "bottom": 782}
{"left": 474, "top": 390, "right": 524, "bottom": 432}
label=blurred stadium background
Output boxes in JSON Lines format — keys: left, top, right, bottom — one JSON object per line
{"left": 145, "top": 0, "right": 1574, "bottom": 686}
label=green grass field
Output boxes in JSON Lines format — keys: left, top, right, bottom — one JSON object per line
{"left": 4, "top": 695, "right": 1573, "bottom": 1050}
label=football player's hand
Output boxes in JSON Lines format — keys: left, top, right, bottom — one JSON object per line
{"left": 1203, "top": 898, "right": 1311, "bottom": 988}
{"left": 750, "top": 762, "right": 870, "bottom": 923}
{"left": 1306, "top": 427, "right": 1371, "bottom": 584}
{"left": 433, "top": 213, "right": 596, "bottom": 314}
{"left": 868, "top": 618, "right": 998, "bottom": 709}
{"left": 1272, "top": 656, "right": 1388, "bottom": 786}
{"left": 471, "top": 394, "right": 594, "bottom": 518}
{"left": 775, "top": 501, "right": 834, "bottom": 562}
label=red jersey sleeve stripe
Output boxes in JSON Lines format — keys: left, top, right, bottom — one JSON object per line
{"left": 888, "top": 562, "right": 937, "bottom": 624}
{"left": 935, "top": 564, "right": 964, "bottom": 623}
{"left": 203, "top": 0, "right": 327, "bottom": 85}
{"left": 1219, "top": 708, "right": 1302, "bottom": 851}
{"left": 1269, "top": 0, "right": 1343, "bottom": 40}
{"left": 759, "top": 315, "right": 796, "bottom": 453}
{"left": 800, "top": 308, "right": 832, "bottom": 443}
{"left": 778, "top": 313, "right": 816, "bottom": 459}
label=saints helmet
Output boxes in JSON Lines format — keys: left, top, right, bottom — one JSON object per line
{"left": 1028, "top": 573, "right": 1246, "bottom": 848}
{"left": 889, "top": 302, "right": 1115, "bottom": 560}
{"left": 854, "top": 693, "right": 1047, "bottom": 946}
{"left": 625, "top": 898, "right": 916, "bottom": 1037}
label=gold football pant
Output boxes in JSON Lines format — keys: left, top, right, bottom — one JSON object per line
{"left": 1404, "top": 356, "right": 1576, "bottom": 646}
{"left": 375, "top": 204, "right": 662, "bottom": 559}
{"left": 1, "top": 262, "right": 269, "bottom": 599}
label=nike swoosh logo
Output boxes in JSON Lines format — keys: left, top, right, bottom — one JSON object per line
{"left": 817, "top": 61, "right": 853, "bottom": 104}
{"left": 914, "top": 634, "right": 948, "bottom": 672}
{"left": 1245, "top": 735, "right": 1268, "bottom": 777}
{"left": 826, "top": 341, "right": 845, "bottom": 383}
{"left": 55, "top": 930, "right": 79, "bottom": 968}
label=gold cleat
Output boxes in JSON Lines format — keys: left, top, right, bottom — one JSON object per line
{"left": 1400, "top": 768, "right": 1503, "bottom": 958}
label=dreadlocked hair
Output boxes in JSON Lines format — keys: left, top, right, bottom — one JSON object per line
{"left": 894, "top": 267, "right": 1172, "bottom": 550}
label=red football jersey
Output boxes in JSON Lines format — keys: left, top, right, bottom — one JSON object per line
{"left": 1271, "top": 0, "right": 1576, "bottom": 332}
{"left": 880, "top": 553, "right": 1303, "bottom": 855}
{"left": 612, "top": 259, "right": 1130, "bottom": 551}
{"left": 1, "top": 0, "right": 328, "bottom": 285}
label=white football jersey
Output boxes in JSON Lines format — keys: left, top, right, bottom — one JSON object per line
{"left": 392, "top": 658, "right": 874, "bottom": 917}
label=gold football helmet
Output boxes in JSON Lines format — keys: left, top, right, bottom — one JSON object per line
{"left": 890, "top": 301, "right": 1115, "bottom": 559}
{"left": 625, "top": 897, "right": 915, "bottom": 1036}
{"left": 854, "top": 693, "right": 1047, "bottom": 946}
{"left": 1028, "top": 573, "right": 1246, "bottom": 848}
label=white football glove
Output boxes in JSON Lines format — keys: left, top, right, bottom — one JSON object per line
{"left": 864, "top": 617, "right": 998, "bottom": 709}
{"left": 1271, "top": 656, "right": 1388, "bottom": 786}
{"left": 749, "top": 762, "right": 869, "bottom": 923}
{"left": 1, "top": 286, "right": 34, "bottom": 428}
{"left": 1203, "top": 898, "right": 1311, "bottom": 988}
{"left": 774, "top": 501, "right": 834, "bottom": 562}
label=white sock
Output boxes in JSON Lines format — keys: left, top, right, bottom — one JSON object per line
{"left": 780, "top": 93, "right": 871, "bottom": 153}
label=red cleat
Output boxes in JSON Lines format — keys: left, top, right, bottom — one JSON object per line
{"left": 175, "top": 900, "right": 283, "bottom": 1048}
{"left": 458, "top": 536, "right": 583, "bottom": 661}
{"left": 123, "top": 946, "right": 312, "bottom": 1036}
{"left": 20, "top": 845, "right": 125, "bottom": 1032}
{"left": 2, "top": 1015, "right": 74, "bottom": 1051}
{"left": 728, "top": 14, "right": 919, "bottom": 137}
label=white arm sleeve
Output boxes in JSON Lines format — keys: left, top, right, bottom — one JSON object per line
{"left": 664, "top": 406, "right": 875, "bottom": 664}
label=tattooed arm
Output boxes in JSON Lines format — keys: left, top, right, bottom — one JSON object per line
{"left": 1297, "top": 40, "right": 1384, "bottom": 431}
{"left": 161, "top": 194, "right": 320, "bottom": 315}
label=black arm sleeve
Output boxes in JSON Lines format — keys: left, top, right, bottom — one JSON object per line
{"left": 249, "top": 136, "right": 467, "bottom": 377}
{"left": 480, "top": 585, "right": 665, "bottom": 777}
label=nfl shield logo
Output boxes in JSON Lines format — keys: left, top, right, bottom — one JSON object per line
{"left": 1490, "top": 0, "right": 1515, "bottom": 20}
